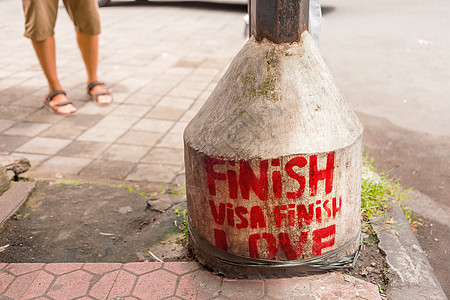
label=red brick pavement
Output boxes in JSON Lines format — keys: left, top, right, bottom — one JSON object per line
{"left": 0, "top": 262, "right": 381, "bottom": 299}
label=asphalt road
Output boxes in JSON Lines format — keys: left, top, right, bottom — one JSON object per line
{"left": 320, "top": 0, "right": 450, "bottom": 296}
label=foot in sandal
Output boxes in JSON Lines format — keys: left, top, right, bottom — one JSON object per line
{"left": 87, "top": 81, "right": 113, "bottom": 105}
{"left": 43, "top": 90, "right": 77, "bottom": 115}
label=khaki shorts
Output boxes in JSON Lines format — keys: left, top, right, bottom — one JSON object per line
{"left": 22, "top": 0, "right": 101, "bottom": 41}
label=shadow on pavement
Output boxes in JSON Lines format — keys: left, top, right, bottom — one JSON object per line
{"left": 104, "top": 1, "right": 247, "bottom": 12}
{"left": 105, "top": 1, "right": 336, "bottom": 16}
{"left": 321, "top": 6, "right": 336, "bottom": 15}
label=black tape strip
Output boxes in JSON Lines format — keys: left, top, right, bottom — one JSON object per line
{"left": 188, "top": 215, "right": 362, "bottom": 271}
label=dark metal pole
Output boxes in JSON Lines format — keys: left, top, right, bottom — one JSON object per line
{"left": 249, "top": 0, "right": 309, "bottom": 44}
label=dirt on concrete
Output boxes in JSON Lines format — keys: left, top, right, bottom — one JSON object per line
{"left": 0, "top": 181, "right": 188, "bottom": 263}
{"left": 339, "top": 233, "right": 387, "bottom": 296}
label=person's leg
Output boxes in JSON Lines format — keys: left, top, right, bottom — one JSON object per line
{"left": 65, "top": 0, "right": 112, "bottom": 105}
{"left": 32, "top": 36, "right": 76, "bottom": 113}
{"left": 76, "top": 32, "right": 112, "bottom": 105}
{"left": 76, "top": 32, "right": 98, "bottom": 84}
{"left": 22, "top": 0, "right": 76, "bottom": 114}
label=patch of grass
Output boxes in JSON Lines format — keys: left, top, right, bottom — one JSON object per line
{"left": 378, "top": 284, "right": 387, "bottom": 299}
{"left": 12, "top": 213, "right": 22, "bottom": 220}
{"left": 361, "top": 156, "right": 418, "bottom": 231}
{"left": 174, "top": 208, "right": 188, "bottom": 244}
{"left": 402, "top": 206, "right": 423, "bottom": 231}
{"left": 58, "top": 180, "right": 147, "bottom": 197}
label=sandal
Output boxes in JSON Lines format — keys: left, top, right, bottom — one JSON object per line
{"left": 43, "top": 90, "right": 77, "bottom": 115}
{"left": 87, "top": 81, "right": 113, "bottom": 105}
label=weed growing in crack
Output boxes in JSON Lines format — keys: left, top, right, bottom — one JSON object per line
{"left": 174, "top": 208, "right": 188, "bottom": 244}
{"left": 165, "top": 187, "right": 186, "bottom": 195}
{"left": 361, "top": 156, "right": 419, "bottom": 231}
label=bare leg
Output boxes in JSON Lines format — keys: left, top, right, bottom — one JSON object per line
{"left": 32, "top": 36, "right": 77, "bottom": 114}
{"left": 76, "top": 32, "right": 112, "bottom": 104}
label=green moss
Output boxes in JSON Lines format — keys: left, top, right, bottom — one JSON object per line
{"left": 239, "top": 49, "right": 280, "bottom": 103}
{"left": 58, "top": 180, "right": 148, "bottom": 197}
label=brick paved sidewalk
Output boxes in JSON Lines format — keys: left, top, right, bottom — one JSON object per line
{"left": 0, "top": 262, "right": 380, "bottom": 300}
{"left": 0, "top": 0, "right": 247, "bottom": 187}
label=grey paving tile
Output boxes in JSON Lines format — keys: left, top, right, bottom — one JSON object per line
{"left": 164, "top": 67, "right": 194, "bottom": 76}
{"left": 0, "top": 88, "right": 41, "bottom": 106}
{"left": 39, "top": 123, "right": 85, "bottom": 140}
{"left": 190, "top": 100, "right": 206, "bottom": 112}
{"left": 141, "top": 148, "right": 184, "bottom": 166}
{"left": 3, "top": 122, "right": 52, "bottom": 137}
{"left": 126, "top": 163, "right": 182, "bottom": 183}
{"left": 169, "top": 122, "right": 188, "bottom": 136}
{"left": 59, "top": 114, "right": 103, "bottom": 128}
{"left": 135, "top": 81, "right": 177, "bottom": 97}
{"left": 110, "top": 104, "right": 151, "bottom": 118}
{"left": 100, "top": 144, "right": 148, "bottom": 163}
{"left": 107, "top": 92, "right": 128, "bottom": 104}
{"left": 197, "top": 90, "right": 212, "bottom": 102}
{"left": 156, "top": 133, "right": 183, "bottom": 149}
{"left": 206, "top": 81, "right": 219, "bottom": 92}
{"left": 173, "top": 58, "right": 205, "bottom": 69}
{"left": 57, "top": 141, "right": 111, "bottom": 159}
{"left": 132, "top": 118, "right": 174, "bottom": 133}
{"left": 0, "top": 69, "right": 15, "bottom": 79}
{"left": 15, "top": 137, "right": 72, "bottom": 155}
{"left": 0, "top": 135, "right": 30, "bottom": 153}
{"left": 0, "top": 95, "right": 14, "bottom": 106}
{"left": 179, "top": 109, "right": 199, "bottom": 123}
{"left": 10, "top": 92, "right": 44, "bottom": 109}
{"left": 75, "top": 102, "right": 118, "bottom": 115}
{"left": 123, "top": 93, "right": 162, "bottom": 106}
{"left": 156, "top": 97, "right": 193, "bottom": 110}
{"left": 24, "top": 108, "right": 78, "bottom": 124}
{"left": 181, "top": 77, "right": 213, "bottom": 89}
{"left": 0, "top": 119, "right": 15, "bottom": 133}
{"left": 145, "top": 106, "right": 186, "bottom": 121}
{"left": 77, "top": 126, "right": 127, "bottom": 143}
{"left": 116, "top": 130, "right": 163, "bottom": 147}
{"left": 12, "top": 70, "right": 43, "bottom": 79}
{"left": 95, "top": 115, "right": 139, "bottom": 130}
{"left": 117, "top": 77, "right": 151, "bottom": 94}
{"left": 0, "top": 77, "right": 26, "bottom": 90}
{"left": 0, "top": 105, "right": 37, "bottom": 121}
{"left": 173, "top": 82, "right": 207, "bottom": 95}
{"left": 80, "top": 160, "right": 135, "bottom": 180}
{"left": 35, "top": 156, "right": 92, "bottom": 175}
{"left": 17, "top": 77, "right": 48, "bottom": 89}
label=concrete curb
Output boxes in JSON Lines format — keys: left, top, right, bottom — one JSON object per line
{"left": 374, "top": 202, "right": 447, "bottom": 300}
{"left": 0, "top": 181, "right": 36, "bottom": 227}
